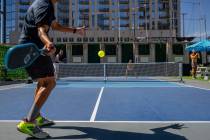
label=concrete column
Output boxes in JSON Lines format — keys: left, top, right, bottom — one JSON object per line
{"left": 155, "top": 0, "right": 158, "bottom": 30}
{"left": 133, "top": 43, "right": 139, "bottom": 63}
{"left": 89, "top": 1, "right": 92, "bottom": 29}
{"left": 109, "top": 0, "right": 112, "bottom": 30}
{"left": 83, "top": 43, "right": 88, "bottom": 63}
{"left": 177, "top": 0, "right": 181, "bottom": 36}
{"left": 66, "top": 44, "right": 72, "bottom": 63}
{"left": 94, "top": 0, "right": 97, "bottom": 29}
{"left": 115, "top": 0, "right": 119, "bottom": 31}
{"left": 75, "top": 0, "right": 78, "bottom": 26}
{"left": 69, "top": 1, "right": 72, "bottom": 26}
{"left": 150, "top": 43, "right": 155, "bottom": 62}
{"left": 129, "top": 1, "right": 132, "bottom": 29}
{"left": 166, "top": 40, "right": 173, "bottom": 62}
{"left": 117, "top": 43, "right": 122, "bottom": 63}
{"left": 169, "top": 0, "right": 173, "bottom": 30}
{"left": 149, "top": 0, "right": 153, "bottom": 30}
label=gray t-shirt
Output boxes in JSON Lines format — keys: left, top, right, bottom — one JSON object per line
{"left": 19, "top": 0, "right": 55, "bottom": 49}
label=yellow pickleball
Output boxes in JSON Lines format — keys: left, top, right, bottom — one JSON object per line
{"left": 98, "top": 50, "right": 105, "bottom": 58}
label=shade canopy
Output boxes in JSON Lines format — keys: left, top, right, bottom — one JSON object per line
{"left": 185, "top": 40, "right": 210, "bottom": 52}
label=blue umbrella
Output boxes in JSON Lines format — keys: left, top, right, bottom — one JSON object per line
{"left": 185, "top": 40, "right": 210, "bottom": 52}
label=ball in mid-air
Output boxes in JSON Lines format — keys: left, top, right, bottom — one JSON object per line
{"left": 98, "top": 50, "right": 105, "bottom": 58}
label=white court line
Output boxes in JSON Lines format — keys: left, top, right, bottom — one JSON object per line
{"left": 90, "top": 87, "right": 104, "bottom": 122}
{"left": 1, "top": 120, "right": 210, "bottom": 124}
{"left": 176, "top": 82, "right": 210, "bottom": 91}
{"left": 0, "top": 84, "right": 27, "bottom": 91}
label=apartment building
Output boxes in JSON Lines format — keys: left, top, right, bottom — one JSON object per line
{"left": 51, "top": 0, "right": 186, "bottom": 63}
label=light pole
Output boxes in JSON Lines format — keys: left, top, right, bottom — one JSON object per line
{"left": 0, "top": 0, "right": 6, "bottom": 43}
{"left": 203, "top": 16, "right": 207, "bottom": 39}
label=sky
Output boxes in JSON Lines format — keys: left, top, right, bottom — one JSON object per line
{"left": 181, "top": 0, "right": 210, "bottom": 40}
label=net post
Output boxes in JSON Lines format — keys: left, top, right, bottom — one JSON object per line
{"left": 54, "top": 63, "right": 59, "bottom": 80}
{"left": 179, "top": 63, "right": 184, "bottom": 83}
{"left": 104, "top": 63, "right": 106, "bottom": 82}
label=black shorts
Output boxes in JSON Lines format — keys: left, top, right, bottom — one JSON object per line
{"left": 19, "top": 40, "right": 55, "bottom": 80}
{"left": 26, "top": 55, "right": 55, "bottom": 80}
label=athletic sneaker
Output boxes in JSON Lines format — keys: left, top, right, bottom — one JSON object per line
{"left": 36, "top": 115, "right": 55, "bottom": 127}
{"left": 17, "top": 120, "right": 50, "bottom": 139}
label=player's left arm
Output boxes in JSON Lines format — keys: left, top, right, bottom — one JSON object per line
{"left": 51, "top": 21, "right": 85, "bottom": 36}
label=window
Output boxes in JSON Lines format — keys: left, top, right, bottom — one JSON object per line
{"left": 124, "top": 37, "right": 129, "bottom": 42}
{"left": 138, "top": 44, "right": 150, "bottom": 55}
{"left": 89, "top": 37, "right": 94, "bottom": 42}
{"left": 98, "top": 37, "right": 102, "bottom": 42}
{"left": 104, "top": 37, "right": 109, "bottom": 42}
{"left": 110, "top": 37, "right": 115, "bottom": 42}
{"left": 77, "top": 38, "right": 82, "bottom": 42}
{"left": 105, "top": 44, "right": 116, "bottom": 55}
{"left": 57, "top": 38, "right": 61, "bottom": 42}
{"left": 63, "top": 38, "right": 68, "bottom": 42}
{"left": 69, "top": 38, "right": 74, "bottom": 42}
{"left": 173, "top": 44, "right": 183, "bottom": 55}
{"left": 83, "top": 37, "right": 88, "bottom": 42}
{"left": 72, "top": 45, "right": 83, "bottom": 55}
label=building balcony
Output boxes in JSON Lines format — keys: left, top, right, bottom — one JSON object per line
{"left": 159, "top": 8, "right": 170, "bottom": 12}
{"left": 98, "top": 0, "right": 110, "bottom": 5}
{"left": 18, "top": 1, "right": 31, "bottom": 5}
{"left": 120, "top": 16, "right": 129, "bottom": 20}
{"left": 139, "top": 15, "right": 150, "bottom": 19}
{"left": 119, "top": 0, "right": 129, "bottom": 5}
{"left": 79, "top": 0, "right": 89, "bottom": 5}
{"left": 159, "top": 16, "right": 170, "bottom": 19}
{"left": 120, "top": 24, "right": 129, "bottom": 27}
{"left": 79, "top": 9, "right": 89, "bottom": 13}
{"left": 99, "top": 16, "right": 110, "bottom": 20}
{"left": 79, "top": 16, "right": 89, "bottom": 20}
{"left": 120, "top": 8, "right": 129, "bottom": 12}
{"left": 99, "top": 8, "right": 110, "bottom": 13}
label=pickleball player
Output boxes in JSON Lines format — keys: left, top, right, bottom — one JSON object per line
{"left": 17, "top": 0, "right": 85, "bottom": 138}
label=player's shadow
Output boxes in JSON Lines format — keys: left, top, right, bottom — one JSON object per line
{"left": 27, "top": 123, "right": 187, "bottom": 140}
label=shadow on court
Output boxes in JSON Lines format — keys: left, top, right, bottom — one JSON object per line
{"left": 27, "top": 124, "right": 187, "bottom": 140}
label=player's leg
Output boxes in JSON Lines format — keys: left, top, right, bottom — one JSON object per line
{"left": 32, "top": 56, "right": 56, "bottom": 127}
{"left": 17, "top": 55, "right": 55, "bottom": 138}
{"left": 33, "top": 79, "right": 55, "bottom": 127}
{"left": 17, "top": 78, "right": 52, "bottom": 139}
{"left": 32, "top": 77, "right": 56, "bottom": 127}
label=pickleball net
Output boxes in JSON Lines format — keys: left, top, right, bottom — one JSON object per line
{"left": 55, "top": 62, "right": 183, "bottom": 82}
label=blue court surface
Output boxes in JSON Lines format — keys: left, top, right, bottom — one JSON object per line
{"left": 0, "top": 81, "right": 210, "bottom": 122}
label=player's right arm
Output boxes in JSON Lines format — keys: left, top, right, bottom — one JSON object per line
{"left": 38, "top": 25, "right": 56, "bottom": 55}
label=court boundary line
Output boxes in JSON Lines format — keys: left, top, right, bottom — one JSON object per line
{"left": 0, "top": 84, "right": 27, "bottom": 91}
{"left": 90, "top": 87, "right": 104, "bottom": 122}
{"left": 176, "top": 83, "right": 210, "bottom": 91}
{"left": 1, "top": 120, "right": 210, "bottom": 123}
